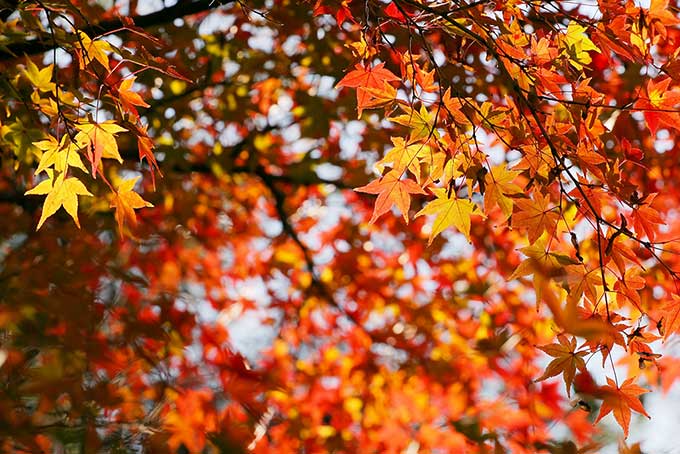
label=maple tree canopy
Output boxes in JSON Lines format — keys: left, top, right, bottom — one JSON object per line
{"left": 3, "top": 0, "right": 680, "bottom": 452}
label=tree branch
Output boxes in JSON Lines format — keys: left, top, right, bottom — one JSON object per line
{"left": 0, "top": 0, "right": 231, "bottom": 62}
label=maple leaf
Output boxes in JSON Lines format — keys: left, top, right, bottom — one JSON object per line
{"left": 313, "top": 0, "right": 355, "bottom": 25}
{"left": 336, "top": 63, "right": 400, "bottom": 117}
{"left": 25, "top": 171, "right": 93, "bottom": 229}
{"left": 76, "top": 31, "right": 111, "bottom": 70}
{"left": 21, "top": 59, "right": 56, "bottom": 93}
{"left": 117, "top": 76, "right": 150, "bottom": 118}
{"left": 441, "top": 89, "right": 473, "bottom": 126}
{"left": 509, "top": 238, "right": 563, "bottom": 305}
{"left": 636, "top": 78, "right": 680, "bottom": 135}
{"left": 657, "top": 294, "right": 680, "bottom": 341}
{"left": 595, "top": 377, "right": 650, "bottom": 438}
{"left": 483, "top": 164, "right": 522, "bottom": 219}
{"left": 165, "top": 389, "right": 217, "bottom": 453}
{"left": 565, "top": 266, "right": 600, "bottom": 306}
{"left": 621, "top": 138, "right": 643, "bottom": 162}
{"left": 384, "top": 1, "right": 413, "bottom": 22}
{"left": 531, "top": 37, "right": 559, "bottom": 65}
{"left": 111, "top": 177, "right": 154, "bottom": 236}
{"left": 512, "top": 192, "right": 559, "bottom": 243}
{"left": 356, "top": 81, "right": 397, "bottom": 117}
{"left": 33, "top": 135, "right": 87, "bottom": 175}
{"left": 355, "top": 170, "right": 425, "bottom": 223}
{"left": 629, "top": 194, "right": 664, "bottom": 241}
{"left": 138, "top": 137, "right": 161, "bottom": 187}
{"left": 389, "top": 104, "right": 437, "bottom": 142}
{"left": 561, "top": 22, "right": 601, "bottom": 70}
{"left": 415, "top": 188, "right": 483, "bottom": 244}
{"left": 649, "top": 0, "right": 680, "bottom": 22}
{"left": 613, "top": 268, "right": 646, "bottom": 309}
{"left": 346, "top": 35, "right": 378, "bottom": 60}
{"left": 536, "top": 335, "right": 588, "bottom": 397}
{"left": 126, "top": 122, "right": 161, "bottom": 187}
{"left": 507, "top": 243, "right": 615, "bottom": 343}
{"left": 75, "top": 121, "right": 127, "bottom": 176}
{"left": 378, "top": 137, "right": 428, "bottom": 183}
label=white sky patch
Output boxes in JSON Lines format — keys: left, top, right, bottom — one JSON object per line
{"left": 136, "top": 0, "right": 173, "bottom": 15}
{"left": 315, "top": 163, "right": 343, "bottom": 181}
{"left": 198, "top": 13, "right": 236, "bottom": 35}
{"left": 248, "top": 27, "right": 276, "bottom": 53}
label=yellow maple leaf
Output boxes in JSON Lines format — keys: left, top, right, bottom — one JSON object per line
{"left": 25, "top": 171, "right": 93, "bottom": 229}
{"left": 30, "top": 91, "right": 58, "bottom": 116}
{"left": 483, "top": 164, "right": 522, "bottom": 219}
{"left": 378, "top": 137, "right": 430, "bottom": 183}
{"left": 21, "top": 59, "right": 56, "bottom": 94}
{"left": 33, "top": 135, "right": 87, "bottom": 175}
{"left": 415, "top": 188, "right": 483, "bottom": 243}
{"left": 561, "top": 22, "right": 601, "bottom": 71}
{"left": 75, "top": 121, "right": 127, "bottom": 176}
{"left": 76, "top": 31, "right": 111, "bottom": 70}
{"left": 111, "top": 177, "right": 154, "bottom": 235}
{"left": 389, "top": 104, "right": 438, "bottom": 142}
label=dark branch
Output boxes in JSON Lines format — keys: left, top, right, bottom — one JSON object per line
{"left": 0, "top": 0, "right": 231, "bottom": 62}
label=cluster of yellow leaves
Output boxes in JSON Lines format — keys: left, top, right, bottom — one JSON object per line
{"left": 25, "top": 121, "right": 151, "bottom": 234}
{"left": 16, "top": 29, "right": 156, "bottom": 236}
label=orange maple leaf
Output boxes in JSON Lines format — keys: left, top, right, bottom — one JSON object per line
{"left": 629, "top": 194, "right": 664, "bottom": 241}
{"left": 117, "top": 76, "right": 149, "bottom": 118}
{"left": 512, "top": 192, "right": 559, "bottom": 243}
{"left": 336, "top": 63, "right": 400, "bottom": 117}
{"left": 594, "top": 377, "right": 650, "bottom": 438}
{"left": 111, "top": 177, "right": 153, "bottom": 236}
{"left": 648, "top": 0, "right": 680, "bottom": 31}
{"left": 356, "top": 81, "right": 397, "bottom": 117}
{"left": 355, "top": 170, "right": 425, "bottom": 223}
{"left": 165, "top": 389, "right": 217, "bottom": 453}
{"left": 133, "top": 123, "right": 162, "bottom": 187}
{"left": 535, "top": 335, "right": 587, "bottom": 397}
{"left": 657, "top": 294, "right": 680, "bottom": 341}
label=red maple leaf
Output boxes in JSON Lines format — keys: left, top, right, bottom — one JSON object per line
{"left": 336, "top": 63, "right": 400, "bottom": 117}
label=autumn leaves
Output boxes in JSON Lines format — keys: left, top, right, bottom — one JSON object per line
{"left": 18, "top": 26, "right": 165, "bottom": 236}
{"left": 335, "top": 8, "right": 680, "bottom": 440}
